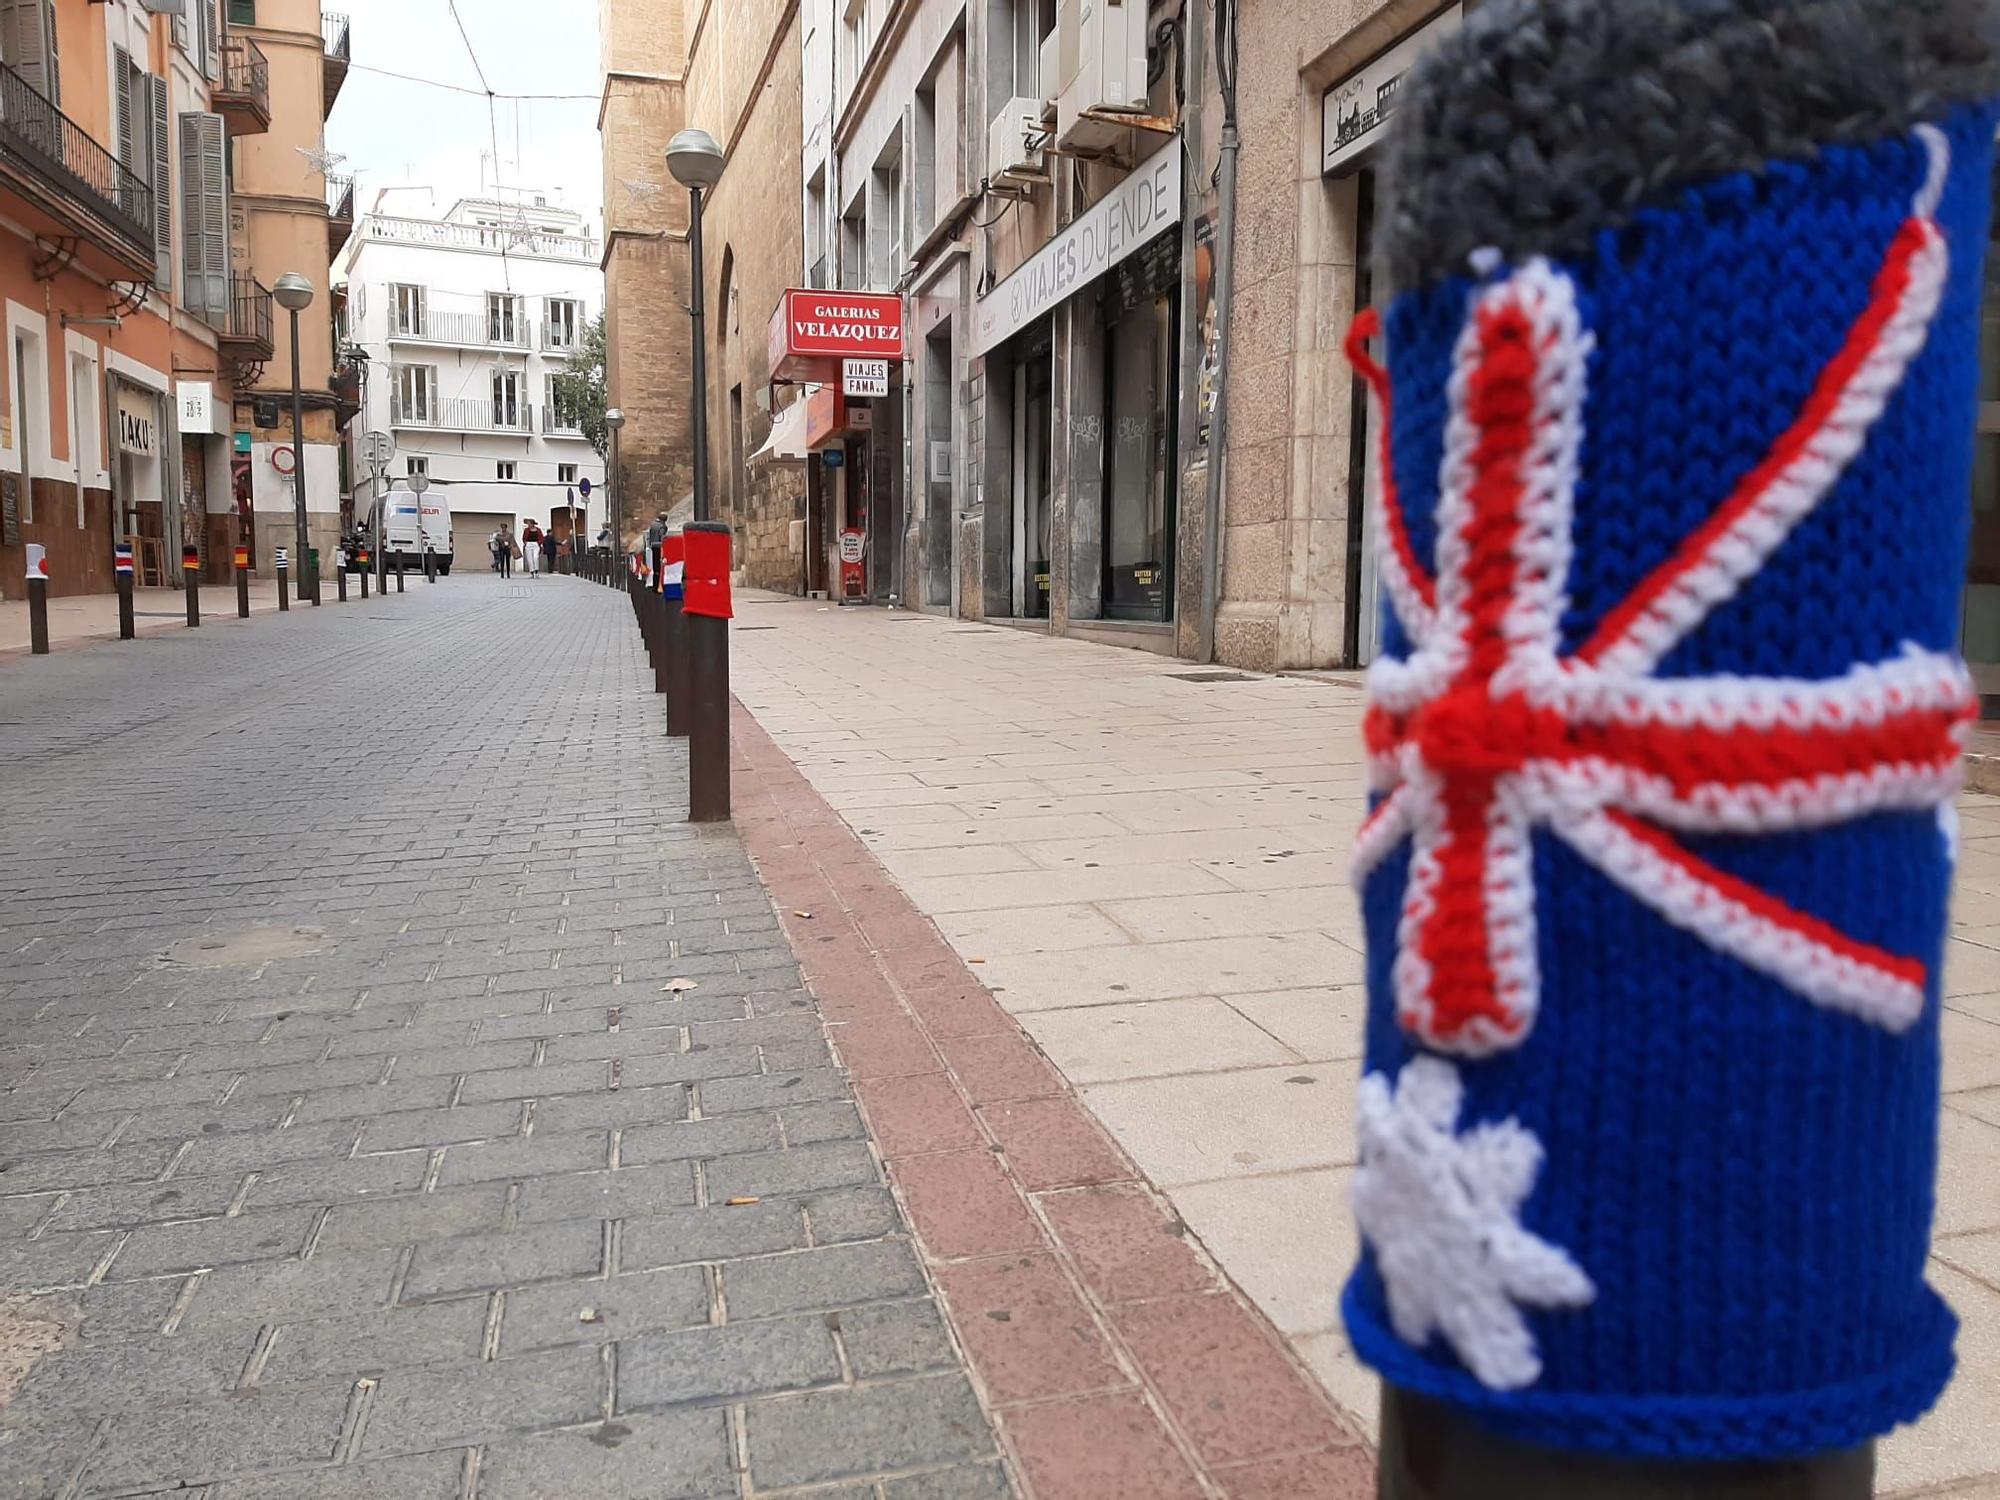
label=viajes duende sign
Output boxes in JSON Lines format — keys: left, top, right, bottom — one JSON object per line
{"left": 973, "top": 139, "right": 1182, "bottom": 357}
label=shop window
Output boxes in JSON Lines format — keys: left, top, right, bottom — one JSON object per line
{"left": 1103, "top": 236, "right": 1180, "bottom": 622}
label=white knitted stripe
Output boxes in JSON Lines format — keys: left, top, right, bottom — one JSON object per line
{"left": 1353, "top": 785, "right": 1416, "bottom": 886}
{"left": 1581, "top": 136, "right": 1951, "bottom": 677}
{"left": 1489, "top": 261, "right": 1590, "bottom": 697}
{"left": 1392, "top": 768, "right": 1448, "bottom": 1044}
{"left": 1531, "top": 647, "right": 1974, "bottom": 730}
{"left": 1514, "top": 756, "right": 1967, "bottom": 835}
{"left": 1555, "top": 812, "right": 1926, "bottom": 1031}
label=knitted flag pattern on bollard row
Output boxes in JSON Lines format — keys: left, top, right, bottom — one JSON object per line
{"left": 1340, "top": 0, "right": 2000, "bottom": 1464}
{"left": 682, "top": 528, "right": 731, "bottom": 619}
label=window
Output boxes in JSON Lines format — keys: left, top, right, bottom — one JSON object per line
{"left": 115, "top": 53, "right": 171, "bottom": 289}
{"left": 487, "top": 292, "right": 521, "bottom": 345}
{"left": 69, "top": 349, "right": 99, "bottom": 496}
{"left": 492, "top": 369, "right": 522, "bottom": 428}
{"left": 394, "top": 365, "right": 435, "bottom": 424}
{"left": 406, "top": 456, "right": 428, "bottom": 477}
{"left": 987, "top": 0, "right": 1056, "bottom": 124}
{"left": 1, "top": 0, "right": 61, "bottom": 103}
{"left": 228, "top": 0, "right": 255, "bottom": 24}
{"left": 544, "top": 298, "right": 581, "bottom": 351}
{"left": 805, "top": 173, "right": 827, "bottom": 289}
{"left": 558, "top": 463, "right": 578, "bottom": 485}
{"left": 870, "top": 151, "right": 903, "bottom": 286}
{"left": 391, "top": 283, "right": 426, "bottom": 336}
{"left": 840, "top": 202, "right": 866, "bottom": 290}
{"left": 178, "top": 112, "right": 227, "bottom": 319}
{"left": 13, "top": 333, "right": 34, "bottom": 517}
{"left": 496, "top": 460, "right": 516, "bottom": 482}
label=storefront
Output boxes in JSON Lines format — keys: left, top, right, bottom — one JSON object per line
{"left": 769, "top": 289, "right": 906, "bottom": 603}
{"left": 1318, "top": 2, "right": 1462, "bottom": 666}
{"left": 972, "top": 139, "right": 1183, "bottom": 632}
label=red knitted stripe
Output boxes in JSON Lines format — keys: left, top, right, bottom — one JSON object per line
{"left": 1413, "top": 775, "right": 1521, "bottom": 1043}
{"left": 1346, "top": 308, "right": 1437, "bottom": 616}
{"left": 1560, "top": 702, "right": 1971, "bottom": 791}
{"left": 1604, "top": 810, "right": 1927, "bottom": 988}
{"left": 1575, "top": 219, "right": 1931, "bottom": 665}
{"left": 1455, "top": 301, "right": 1539, "bottom": 685}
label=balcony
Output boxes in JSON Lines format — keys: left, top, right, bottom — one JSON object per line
{"left": 358, "top": 212, "right": 598, "bottom": 263}
{"left": 391, "top": 395, "right": 532, "bottom": 435}
{"left": 214, "top": 38, "right": 271, "bottom": 136}
{"left": 0, "top": 63, "right": 154, "bottom": 280}
{"left": 220, "top": 274, "right": 275, "bottom": 363}
{"left": 541, "top": 405, "right": 585, "bottom": 438}
{"left": 322, "top": 12, "right": 350, "bottom": 115}
{"left": 326, "top": 172, "right": 353, "bottom": 256}
{"left": 388, "top": 307, "right": 531, "bottom": 351}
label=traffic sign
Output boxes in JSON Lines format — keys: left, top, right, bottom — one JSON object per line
{"left": 362, "top": 430, "right": 395, "bottom": 471}
{"left": 578, "top": 475, "right": 593, "bottom": 498}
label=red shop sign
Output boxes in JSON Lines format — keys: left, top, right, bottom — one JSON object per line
{"left": 776, "top": 289, "right": 904, "bottom": 363}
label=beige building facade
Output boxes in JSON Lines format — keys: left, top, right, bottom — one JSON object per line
{"left": 223, "top": 0, "right": 351, "bottom": 576}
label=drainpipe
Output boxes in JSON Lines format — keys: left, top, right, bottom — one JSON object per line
{"left": 1195, "top": 0, "right": 1239, "bottom": 664}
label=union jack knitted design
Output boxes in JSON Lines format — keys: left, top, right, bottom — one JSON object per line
{"left": 1341, "top": 107, "right": 1996, "bottom": 1459}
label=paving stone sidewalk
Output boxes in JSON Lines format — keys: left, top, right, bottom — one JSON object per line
{"left": 0, "top": 576, "right": 1010, "bottom": 1499}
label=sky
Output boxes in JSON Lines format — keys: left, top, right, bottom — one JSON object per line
{"left": 325, "top": 0, "right": 603, "bottom": 234}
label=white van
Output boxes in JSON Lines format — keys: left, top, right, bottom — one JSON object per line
{"left": 378, "top": 488, "right": 454, "bottom": 574}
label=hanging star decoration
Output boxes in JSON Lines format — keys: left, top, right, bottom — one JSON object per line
{"left": 296, "top": 146, "right": 349, "bottom": 178}
{"left": 1351, "top": 1056, "right": 1594, "bottom": 1390}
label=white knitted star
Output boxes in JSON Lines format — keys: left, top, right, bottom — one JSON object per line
{"left": 1353, "top": 1055, "right": 1594, "bottom": 1390}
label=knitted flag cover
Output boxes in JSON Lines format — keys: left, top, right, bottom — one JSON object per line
{"left": 1341, "top": 0, "right": 2000, "bottom": 1461}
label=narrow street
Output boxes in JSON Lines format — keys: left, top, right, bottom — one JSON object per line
{"left": 0, "top": 577, "right": 1008, "bottom": 1498}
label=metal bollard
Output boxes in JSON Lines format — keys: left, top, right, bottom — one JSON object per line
{"left": 395, "top": 554, "right": 405, "bottom": 593}
{"left": 358, "top": 550, "right": 370, "bottom": 599}
{"left": 276, "top": 547, "right": 290, "bottom": 612}
{"left": 335, "top": 548, "right": 348, "bottom": 602}
{"left": 424, "top": 547, "right": 436, "bottom": 583}
{"left": 25, "top": 543, "right": 49, "bottom": 655}
{"left": 234, "top": 545, "right": 250, "bottom": 618}
{"left": 682, "top": 522, "right": 731, "bottom": 822}
{"left": 1378, "top": 1387, "right": 1872, "bottom": 1500}
{"left": 114, "top": 542, "right": 135, "bottom": 639}
{"left": 183, "top": 543, "right": 201, "bottom": 627}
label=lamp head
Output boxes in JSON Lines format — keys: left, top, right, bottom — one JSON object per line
{"left": 666, "top": 129, "right": 725, "bottom": 191}
{"left": 605, "top": 408, "right": 626, "bottom": 432}
{"left": 273, "top": 272, "right": 315, "bottom": 312}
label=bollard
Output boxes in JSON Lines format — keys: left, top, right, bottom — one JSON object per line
{"left": 1379, "top": 1390, "right": 1872, "bottom": 1500}
{"left": 113, "top": 542, "right": 135, "bottom": 639}
{"left": 358, "top": 548, "right": 370, "bottom": 599}
{"left": 182, "top": 543, "right": 201, "bottom": 627}
{"left": 652, "top": 544, "right": 672, "bottom": 697}
{"left": 275, "top": 547, "right": 290, "bottom": 612}
{"left": 395, "top": 553, "right": 405, "bottom": 593}
{"left": 335, "top": 547, "right": 348, "bottom": 602}
{"left": 24, "top": 543, "right": 49, "bottom": 655}
{"left": 662, "top": 531, "right": 690, "bottom": 737}
{"left": 234, "top": 544, "right": 250, "bottom": 619}
{"left": 682, "top": 523, "right": 731, "bottom": 821}
{"left": 424, "top": 546, "right": 436, "bottom": 583}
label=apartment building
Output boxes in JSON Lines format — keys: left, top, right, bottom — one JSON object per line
{"left": 597, "top": 0, "right": 808, "bottom": 588}
{"left": 0, "top": 0, "right": 267, "bottom": 598}
{"left": 222, "top": 0, "right": 350, "bottom": 575}
{"left": 336, "top": 193, "right": 603, "bottom": 562}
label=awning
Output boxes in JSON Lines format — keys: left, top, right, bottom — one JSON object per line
{"left": 750, "top": 396, "right": 811, "bottom": 467}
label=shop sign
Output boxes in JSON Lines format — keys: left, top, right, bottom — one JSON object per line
{"left": 974, "top": 138, "right": 1181, "bottom": 357}
{"left": 117, "top": 389, "right": 158, "bottom": 456}
{"left": 1320, "top": 3, "right": 1462, "bottom": 176}
{"left": 176, "top": 380, "right": 215, "bottom": 435}
{"left": 839, "top": 528, "right": 866, "bottom": 598}
{"left": 843, "top": 358, "right": 889, "bottom": 398}
{"left": 771, "top": 290, "right": 904, "bottom": 382}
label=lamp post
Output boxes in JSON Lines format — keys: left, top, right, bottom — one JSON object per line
{"left": 273, "top": 272, "right": 316, "bottom": 603}
{"left": 605, "top": 407, "right": 626, "bottom": 565}
{"left": 667, "top": 128, "right": 724, "bottom": 524}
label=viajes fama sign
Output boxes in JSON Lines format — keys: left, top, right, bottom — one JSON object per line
{"left": 973, "top": 139, "right": 1181, "bottom": 357}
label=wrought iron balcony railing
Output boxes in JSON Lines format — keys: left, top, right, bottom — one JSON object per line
{"left": 0, "top": 62, "right": 153, "bottom": 262}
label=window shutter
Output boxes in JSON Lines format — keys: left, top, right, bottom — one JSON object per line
{"left": 179, "top": 112, "right": 226, "bottom": 317}
{"left": 203, "top": 0, "right": 219, "bottom": 81}
{"left": 7, "top": 0, "right": 59, "bottom": 102}
{"left": 149, "top": 75, "right": 171, "bottom": 290}
{"left": 114, "top": 48, "right": 134, "bottom": 175}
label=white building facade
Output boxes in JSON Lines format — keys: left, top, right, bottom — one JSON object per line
{"left": 336, "top": 194, "right": 603, "bottom": 567}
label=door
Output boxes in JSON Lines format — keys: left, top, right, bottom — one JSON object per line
{"left": 452, "top": 509, "right": 513, "bottom": 568}
{"left": 1102, "top": 287, "right": 1177, "bottom": 621}
{"left": 1011, "top": 355, "right": 1053, "bottom": 617}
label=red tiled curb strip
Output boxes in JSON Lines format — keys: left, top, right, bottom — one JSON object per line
{"left": 730, "top": 702, "right": 1374, "bottom": 1500}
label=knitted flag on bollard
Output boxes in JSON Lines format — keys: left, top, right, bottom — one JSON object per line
{"left": 1342, "top": 0, "right": 2000, "bottom": 1461}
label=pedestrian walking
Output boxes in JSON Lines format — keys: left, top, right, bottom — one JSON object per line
{"left": 495, "top": 523, "right": 516, "bottom": 580}
{"left": 521, "top": 519, "right": 545, "bottom": 578}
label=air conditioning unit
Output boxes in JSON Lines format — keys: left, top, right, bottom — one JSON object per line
{"left": 1038, "top": 32, "right": 1060, "bottom": 125}
{"left": 1055, "top": 0, "right": 1151, "bottom": 153}
{"left": 986, "top": 97, "right": 1049, "bottom": 190}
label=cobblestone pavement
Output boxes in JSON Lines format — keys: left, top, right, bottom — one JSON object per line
{"left": 0, "top": 575, "right": 1011, "bottom": 1499}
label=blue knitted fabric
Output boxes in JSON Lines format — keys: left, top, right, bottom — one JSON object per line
{"left": 1344, "top": 105, "right": 1997, "bottom": 1460}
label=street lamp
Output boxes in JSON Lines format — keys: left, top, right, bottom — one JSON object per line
{"left": 273, "top": 272, "right": 316, "bottom": 603}
{"left": 605, "top": 407, "right": 626, "bottom": 562}
{"left": 667, "top": 128, "right": 724, "bottom": 524}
